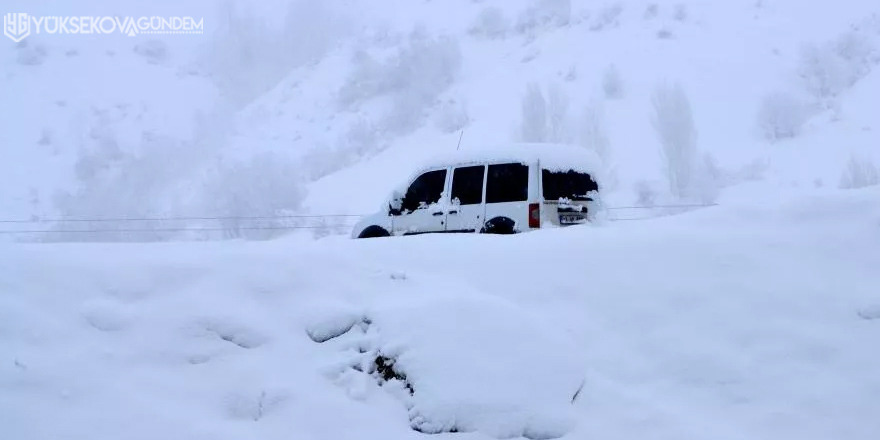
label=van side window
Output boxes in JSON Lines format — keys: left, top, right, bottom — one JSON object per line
{"left": 542, "top": 169, "right": 598, "bottom": 201}
{"left": 451, "top": 165, "right": 485, "bottom": 205}
{"left": 402, "top": 169, "right": 447, "bottom": 212}
{"left": 486, "top": 163, "right": 529, "bottom": 203}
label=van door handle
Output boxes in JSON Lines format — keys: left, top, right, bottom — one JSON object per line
{"left": 448, "top": 210, "right": 459, "bottom": 215}
{"left": 432, "top": 211, "right": 444, "bottom": 216}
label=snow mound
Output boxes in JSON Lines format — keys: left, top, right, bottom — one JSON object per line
{"left": 315, "top": 293, "right": 586, "bottom": 439}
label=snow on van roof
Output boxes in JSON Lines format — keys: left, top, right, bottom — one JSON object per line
{"left": 420, "top": 142, "right": 603, "bottom": 175}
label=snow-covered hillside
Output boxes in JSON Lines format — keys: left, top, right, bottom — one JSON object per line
{"left": 2, "top": 0, "right": 879, "bottom": 240}
{"left": 3, "top": 1, "right": 880, "bottom": 438}
{"left": 3, "top": 188, "right": 880, "bottom": 440}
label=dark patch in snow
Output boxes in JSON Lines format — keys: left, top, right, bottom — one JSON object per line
{"left": 312, "top": 311, "right": 578, "bottom": 439}
{"left": 571, "top": 380, "right": 584, "bottom": 403}
{"left": 374, "top": 354, "right": 414, "bottom": 395}
{"left": 133, "top": 39, "right": 168, "bottom": 63}
{"left": 188, "top": 354, "right": 211, "bottom": 365}
{"left": 857, "top": 305, "right": 880, "bottom": 320}
{"left": 16, "top": 43, "right": 48, "bottom": 66}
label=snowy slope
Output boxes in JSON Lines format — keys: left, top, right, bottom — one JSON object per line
{"left": 291, "top": 0, "right": 880, "bottom": 214}
{"left": 3, "top": 2, "right": 880, "bottom": 439}
{"left": 2, "top": 188, "right": 879, "bottom": 440}
{"left": 3, "top": 0, "right": 879, "bottom": 231}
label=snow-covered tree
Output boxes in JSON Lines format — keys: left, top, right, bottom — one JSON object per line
{"left": 602, "top": 64, "right": 624, "bottom": 99}
{"left": 578, "top": 98, "right": 610, "bottom": 162}
{"left": 520, "top": 82, "right": 548, "bottom": 142}
{"left": 839, "top": 154, "right": 880, "bottom": 189}
{"left": 757, "top": 92, "right": 808, "bottom": 142}
{"left": 546, "top": 83, "right": 574, "bottom": 143}
{"left": 651, "top": 81, "right": 698, "bottom": 199}
{"left": 518, "top": 82, "right": 575, "bottom": 143}
{"left": 203, "top": 0, "right": 348, "bottom": 108}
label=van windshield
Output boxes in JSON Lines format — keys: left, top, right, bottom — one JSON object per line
{"left": 542, "top": 169, "right": 598, "bottom": 201}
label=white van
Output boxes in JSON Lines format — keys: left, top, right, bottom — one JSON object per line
{"left": 350, "top": 143, "right": 603, "bottom": 238}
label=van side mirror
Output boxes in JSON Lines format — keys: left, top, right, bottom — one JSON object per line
{"left": 388, "top": 190, "right": 404, "bottom": 216}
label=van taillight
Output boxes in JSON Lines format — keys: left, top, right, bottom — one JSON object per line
{"left": 528, "top": 203, "right": 540, "bottom": 228}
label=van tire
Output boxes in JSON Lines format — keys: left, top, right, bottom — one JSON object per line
{"left": 480, "top": 217, "right": 517, "bottom": 235}
{"left": 357, "top": 226, "right": 391, "bottom": 239}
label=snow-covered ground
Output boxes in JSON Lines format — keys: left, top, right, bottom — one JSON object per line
{"left": 2, "top": 0, "right": 880, "bottom": 439}
{"left": 3, "top": 187, "right": 879, "bottom": 440}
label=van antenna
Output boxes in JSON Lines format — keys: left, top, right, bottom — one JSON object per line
{"left": 455, "top": 129, "right": 465, "bottom": 151}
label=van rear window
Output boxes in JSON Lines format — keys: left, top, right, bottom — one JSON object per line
{"left": 542, "top": 169, "right": 598, "bottom": 201}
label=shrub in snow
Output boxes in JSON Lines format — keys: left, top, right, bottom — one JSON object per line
{"left": 834, "top": 30, "right": 876, "bottom": 75}
{"left": 300, "top": 118, "right": 386, "bottom": 182}
{"left": 644, "top": 3, "right": 659, "bottom": 20}
{"left": 337, "top": 49, "right": 385, "bottom": 108}
{"left": 203, "top": 1, "right": 348, "bottom": 108}
{"left": 634, "top": 179, "right": 658, "bottom": 207}
{"left": 657, "top": 28, "right": 674, "bottom": 39}
{"left": 857, "top": 305, "right": 880, "bottom": 321}
{"left": 798, "top": 32, "right": 876, "bottom": 101}
{"left": 468, "top": 7, "right": 509, "bottom": 39}
{"left": 518, "top": 82, "right": 573, "bottom": 143}
{"left": 564, "top": 64, "right": 578, "bottom": 82}
{"left": 433, "top": 99, "right": 471, "bottom": 134}
{"left": 757, "top": 92, "right": 808, "bottom": 142}
{"left": 51, "top": 105, "right": 306, "bottom": 243}
{"left": 204, "top": 152, "right": 307, "bottom": 240}
{"left": 651, "top": 81, "right": 700, "bottom": 199}
{"left": 515, "top": 0, "right": 572, "bottom": 34}
{"left": 37, "top": 128, "right": 53, "bottom": 146}
{"left": 730, "top": 157, "right": 769, "bottom": 184}
{"left": 602, "top": 64, "right": 624, "bottom": 99}
{"left": 133, "top": 39, "right": 168, "bottom": 64}
{"left": 16, "top": 40, "right": 48, "bottom": 66}
{"left": 589, "top": 3, "right": 624, "bottom": 31}
{"left": 673, "top": 3, "right": 688, "bottom": 22}
{"left": 798, "top": 43, "right": 849, "bottom": 100}
{"left": 52, "top": 133, "right": 198, "bottom": 243}
{"left": 691, "top": 152, "right": 722, "bottom": 204}
{"left": 839, "top": 154, "right": 880, "bottom": 189}
{"left": 337, "top": 31, "right": 462, "bottom": 135}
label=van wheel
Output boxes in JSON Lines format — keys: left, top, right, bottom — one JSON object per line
{"left": 357, "top": 226, "right": 391, "bottom": 239}
{"left": 480, "top": 217, "right": 517, "bottom": 235}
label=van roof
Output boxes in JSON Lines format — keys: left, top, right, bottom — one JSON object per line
{"left": 420, "top": 142, "right": 603, "bottom": 176}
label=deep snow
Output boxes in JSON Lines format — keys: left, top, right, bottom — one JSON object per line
{"left": 2, "top": 0, "right": 880, "bottom": 439}
{"left": 2, "top": 187, "right": 879, "bottom": 440}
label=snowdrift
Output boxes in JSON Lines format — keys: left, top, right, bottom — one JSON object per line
{"left": 2, "top": 188, "right": 880, "bottom": 440}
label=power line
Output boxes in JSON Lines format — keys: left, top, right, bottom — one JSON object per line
{"left": 0, "top": 225, "right": 357, "bottom": 234}
{"left": 0, "top": 213, "right": 364, "bottom": 224}
{"left": 0, "top": 203, "right": 716, "bottom": 225}
{"left": 604, "top": 203, "right": 717, "bottom": 210}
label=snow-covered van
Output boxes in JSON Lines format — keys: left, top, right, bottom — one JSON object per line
{"left": 351, "top": 143, "right": 603, "bottom": 238}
